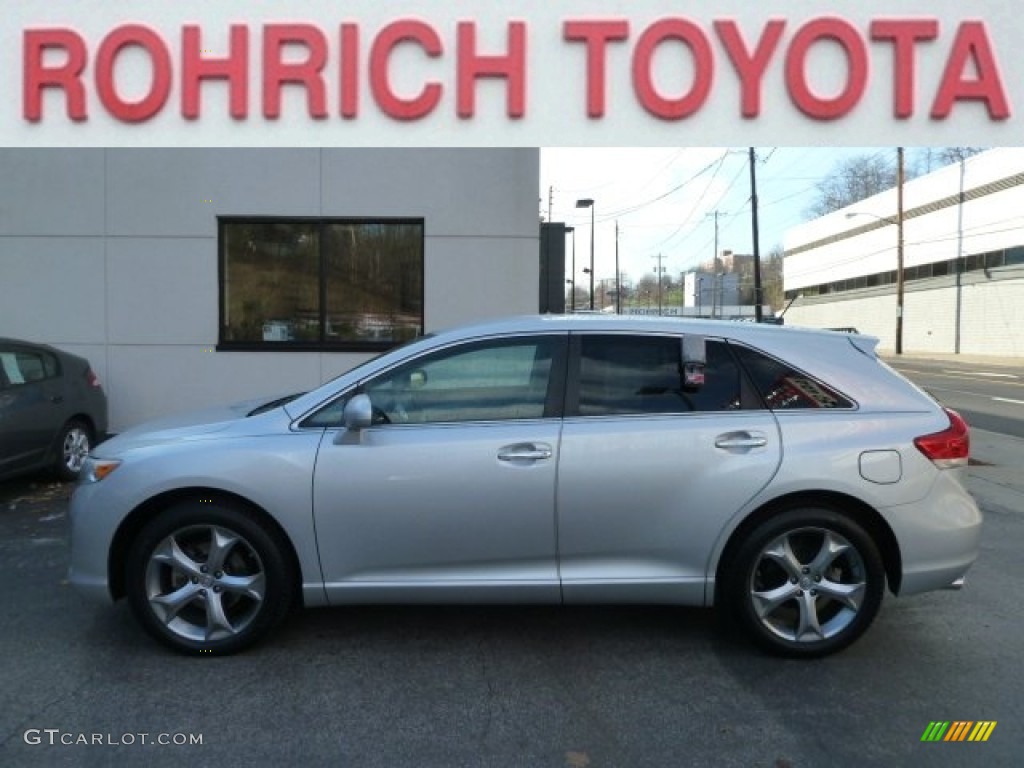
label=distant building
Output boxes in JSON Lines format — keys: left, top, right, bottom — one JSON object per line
{"left": 783, "top": 148, "right": 1024, "bottom": 356}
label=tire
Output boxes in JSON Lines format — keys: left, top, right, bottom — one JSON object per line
{"left": 54, "top": 419, "right": 93, "bottom": 481}
{"left": 125, "top": 499, "right": 295, "bottom": 655}
{"left": 723, "top": 507, "right": 885, "bottom": 658}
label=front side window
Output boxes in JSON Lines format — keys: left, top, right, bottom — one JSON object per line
{"left": 362, "top": 337, "right": 562, "bottom": 425}
{"left": 219, "top": 218, "right": 423, "bottom": 351}
{"left": 574, "top": 335, "right": 742, "bottom": 416}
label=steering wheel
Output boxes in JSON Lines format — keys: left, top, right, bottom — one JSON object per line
{"left": 371, "top": 406, "right": 391, "bottom": 425}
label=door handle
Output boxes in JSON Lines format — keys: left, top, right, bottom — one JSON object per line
{"left": 50, "top": 395, "right": 64, "bottom": 404}
{"left": 497, "top": 443, "right": 553, "bottom": 462}
{"left": 715, "top": 432, "right": 768, "bottom": 450}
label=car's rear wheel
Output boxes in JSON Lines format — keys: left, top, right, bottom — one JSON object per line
{"left": 55, "top": 419, "right": 92, "bottom": 481}
{"left": 724, "top": 507, "right": 885, "bottom": 658}
{"left": 125, "top": 500, "right": 294, "bottom": 655}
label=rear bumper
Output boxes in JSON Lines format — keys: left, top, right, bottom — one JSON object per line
{"left": 882, "top": 470, "right": 982, "bottom": 596}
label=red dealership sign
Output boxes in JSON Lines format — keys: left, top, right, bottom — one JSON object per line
{"left": 4, "top": 1, "right": 1019, "bottom": 146}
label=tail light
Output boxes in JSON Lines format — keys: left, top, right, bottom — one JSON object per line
{"left": 86, "top": 369, "right": 101, "bottom": 388}
{"left": 914, "top": 408, "right": 969, "bottom": 468}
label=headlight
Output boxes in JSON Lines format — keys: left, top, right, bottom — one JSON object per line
{"left": 80, "top": 457, "right": 121, "bottom": 484}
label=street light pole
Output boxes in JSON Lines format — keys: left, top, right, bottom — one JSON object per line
{"left": 576, "top": 198, "right": 595, "bottom": 310}
{"left": 565, "top": 226, "right": 575, "bottom": 313}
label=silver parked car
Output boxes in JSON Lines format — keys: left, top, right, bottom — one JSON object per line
{"left": 69, "top": 316, "right": 980, "bottom": 657}
{"left": 0, "top": 338, "right": 108, "bottom": 482}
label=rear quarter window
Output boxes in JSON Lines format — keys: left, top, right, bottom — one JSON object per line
{"left": 730, "top": 343, "right": 854, "bottom": 410}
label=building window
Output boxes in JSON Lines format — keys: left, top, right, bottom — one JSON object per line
{"left": 219, "top": 217, "right": 424, "bottom": 351}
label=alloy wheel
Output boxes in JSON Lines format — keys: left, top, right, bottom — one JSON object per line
{"left": 143, "top": 525, "right": 267, "bottom": 644}
{"left": 748, "top": 526, "right": 868, "bottom": 643}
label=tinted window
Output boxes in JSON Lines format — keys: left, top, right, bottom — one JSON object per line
{"left": 355, "top": 337, "right": 560, "bottom": 425}
{"left": 576, "top": 335, "right": 742, "bottom": 416}
{"left": 731, "top": 344, "right": 853, "bottom": 409}
{"left": 0, "top": 349, "right": 54, "bottom": 386}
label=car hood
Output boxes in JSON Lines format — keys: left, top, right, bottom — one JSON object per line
{"left": 95, "top": 395, "right": 293, "bottom": 456}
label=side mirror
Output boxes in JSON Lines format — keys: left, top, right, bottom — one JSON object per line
{"left": 343, "top": 393, "right": 373, "bottom": 431}
{"left": 681, "top": 335, "right": 706, "bottom": 391}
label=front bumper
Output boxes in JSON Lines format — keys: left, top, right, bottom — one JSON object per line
{"left": 67, "top": 480, "right": 119, "bottom": 604}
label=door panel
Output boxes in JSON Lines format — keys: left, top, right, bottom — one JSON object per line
{"left": 310, "top": 333, "right": 568, "bottom": 604}
{"left": 556, "top": 333, "right": 782, "bottom": 605}
{"left": 313, "top": 421, "right": 562, "bottom": 602}
{"left": 557, "top": 412, "right": 781, "bottom": 604}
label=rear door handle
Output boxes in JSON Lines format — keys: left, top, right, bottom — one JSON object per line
{"left": 50, "top": 395, "right": 64, "bottom": 404}
{"left": 497, "top": 443, "right": 553, "bottom": 462}
{"left": 715, "top": 432, "right": 768, "bottom": 450}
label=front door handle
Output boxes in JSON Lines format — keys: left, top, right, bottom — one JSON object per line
{"left": 50, "top": 395, "right": 64, "bottom": 404}
{"left": 497, "top": 443, "right": 553, "bottom": 462}
{"left": 715, "top": 432, "right": 768, "bottom": 451}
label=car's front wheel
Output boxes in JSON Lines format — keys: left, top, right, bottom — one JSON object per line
{"left": 125, "top": 500, "right": 295, "bottom": 655}
{"left": 724, "top": 507, "right": 885, "bottom": 658}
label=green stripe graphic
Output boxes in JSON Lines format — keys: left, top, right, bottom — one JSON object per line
{"left": 922, "top": 722, "right": 950, "bottom": 742}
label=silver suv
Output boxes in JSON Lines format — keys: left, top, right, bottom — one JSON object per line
{"left": 69, "top": 315, "right": 980, "bottom": 657}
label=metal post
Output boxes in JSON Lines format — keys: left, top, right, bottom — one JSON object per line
{"left": 749, "top": 147, "right": 764, "bottom": 323}
{"left": 954, "top": 157, "right": 965, "bottom": 354}
{"left": 896, "top": 147, "right": 905, "bottom": 355}
{"left": 589, "top": 206, "right": 595, "bottom": 310}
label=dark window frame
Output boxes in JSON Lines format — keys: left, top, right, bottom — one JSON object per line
{"left": 217, "top": 215, "right": 426, "bottom": 353}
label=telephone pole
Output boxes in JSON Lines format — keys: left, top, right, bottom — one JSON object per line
{"left": 651, "top": 252, "right": 666, "bottom": 315}
{"left": 749, "top": 148, "right": 763, "bottom": 323}
{"left": 706, "top": 210, "right": 726, "bottom": 271}
{"left": 896, "top": 147, "right": 905, "bottom": 355}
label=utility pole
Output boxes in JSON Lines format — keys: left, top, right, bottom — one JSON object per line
{"left": 547, "top": 185, "right": 553, "bottom": 223}
{"left": 955, "top": 156, "right": 966, "bottom": 354}
{"left": 749, "top": 147, "right": 763, "bottom": 323}
{"left": 651, "top": 253, "right": 665, "bottom": 315}
{"left": 896, "top": 147, "right": 905, "bottom": 355}
{"left": 707, "top": 210, "right": 726, "bottom": 271}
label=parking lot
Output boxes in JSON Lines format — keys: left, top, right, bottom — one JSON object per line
{"left": 0, "top": 431, "right": 1020, "bottom": 768}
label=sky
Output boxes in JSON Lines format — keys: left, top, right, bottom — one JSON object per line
{"left": 540, "top": 146, "right": 910, "bottom": 287}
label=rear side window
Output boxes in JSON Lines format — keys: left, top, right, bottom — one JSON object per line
{"left": 0, "top": 349, "right": 58, "bottom": 386}
{"left": 575, "top": 335, "right": 742, "bottom": 415}
{"left": 730, "top": 344, "right": 854, "bottom": 409}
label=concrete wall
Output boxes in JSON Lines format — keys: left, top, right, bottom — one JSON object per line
{"left": 0, "top": 148, "right": 540, "bottom": 431}
{"left": 785, "top": 268, "right": 1024, "bottom": 356}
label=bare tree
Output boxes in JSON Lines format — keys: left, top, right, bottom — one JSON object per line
{"left": 939, "top": 147, "right": 985, "bottom": 164}
{"left": 807, "top": 153, "right": 901, "bottom": 217}
{"left": 760, "top": 246, "right": 785, "bottom": 311}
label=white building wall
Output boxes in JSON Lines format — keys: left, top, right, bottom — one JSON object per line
{"left": 0, "top": 148, "right": 540, "bottom": 431}
{"left": 786, "top": 271, "right": 1024, "bottom": 356}
{"left": 784, "top": 148, "right": 1024, "bottom": 358}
